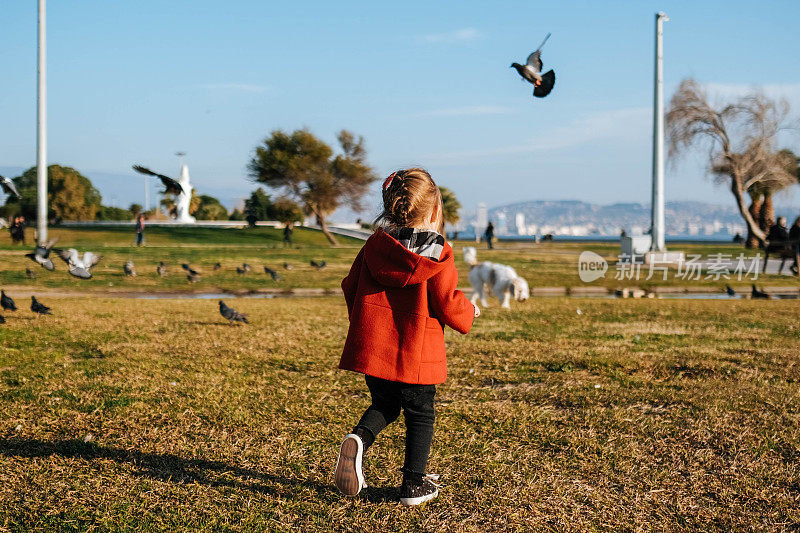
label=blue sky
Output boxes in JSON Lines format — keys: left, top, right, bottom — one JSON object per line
{"left": 2, "top": 0, "right": 800, "bottom": 220}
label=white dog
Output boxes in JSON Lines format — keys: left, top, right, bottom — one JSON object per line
{"left": 463, "top": 247, "right": 530, "bottom": 309}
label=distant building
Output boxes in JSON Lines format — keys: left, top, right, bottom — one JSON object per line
{"left": 475, "top": 203, "right": 488, "bottom": 233}
{"left": 515, "top": 213, "right": 526, "bottom": 235}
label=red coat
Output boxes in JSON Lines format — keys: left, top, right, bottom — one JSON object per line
{"left": 339, "top": 229, "right": 475, "bottom": 385}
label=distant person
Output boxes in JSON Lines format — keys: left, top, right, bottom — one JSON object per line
{"left": 334, "top": 168, "right": 478, "bottom": 506}
{"left": 8, "top": 216, "right": 20, "bottom": 244}
{"left": 283, "top": 222, "right": 293, "bottom": 247}
{"left": 484, "top": 222, "right": 495, "bottom": 250}
{"left": 762, "top": 216, "right": 790, "bottom": 273}
{"left": 790, "top": 216, "right": 800, "bottom": 275}
{"left": 732, "top": 232, "right": 744, "bottom": 244}
{"left": 135, "top": 214, "right": 146, "bottom": 247}
{"left": 11, "top": 216, "right": 26, "bottom": 245}
{"left": 620, "top": 229, "right": 627, "bottom": 238}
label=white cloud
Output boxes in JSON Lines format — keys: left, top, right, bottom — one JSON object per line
{"left": 418, "top": 28, "right": 482, "bottom": 44}
{"left": 415, "top": 105, "right": 512, "bottom": 117}
{"left": 198, "top": 83, "right": 270, "bottom": 93}
{"left": 428, "top": 107, "right": 650, "bottom": 164}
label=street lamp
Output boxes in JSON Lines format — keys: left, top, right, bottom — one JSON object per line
{"left": 650, "top": 11, "right": 669, "bottom": 252}
{"left": 36, "top": 0, "right": 47, "bottom": 244}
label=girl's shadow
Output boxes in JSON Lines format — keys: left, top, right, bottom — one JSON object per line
{"left": 0, "top": 437, "right": 330, "bottom": 499}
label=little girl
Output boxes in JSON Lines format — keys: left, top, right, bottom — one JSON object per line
{"left": 334, "top": 168, "right": 479, "bottom": 506}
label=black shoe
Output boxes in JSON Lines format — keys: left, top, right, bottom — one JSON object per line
{"left": 399, "top": 473, "right": 439, "bottom": 506}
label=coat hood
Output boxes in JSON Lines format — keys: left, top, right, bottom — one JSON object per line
{"left": 364, "top": 229, "right": 452, "bottom": 287}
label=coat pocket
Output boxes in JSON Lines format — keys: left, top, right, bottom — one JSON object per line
{"left": 421, "top": 317, "right": 446, "bottom": 364}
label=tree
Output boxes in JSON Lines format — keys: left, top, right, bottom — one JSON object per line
{"left": 129, "top": 203, "right": 143, "bottom": 218}
{"left": 193, "top": 195, "right": 229, "bottom": 220}
{"left": 2, "top": 165, "right": 103, "bottom": 221}
{"left": 272, "top": 196, "right": 304, "bottom": 224}
{"left": 229, "top": 208, "right": 245, "bottom": 221}
{"left": 244, "top": 188, "right": 274, "bottom": 221}
{"left": 97, "top": 206, "right": 133, "bottom": 221}
{"left": 666, "top": 79, "right": 797, "bottom": 247}
{"left": 248, "top": 129, "right": 377, "bottom": 245}
{"left": 439, "top": 186, "right": 461, "bottom": 226}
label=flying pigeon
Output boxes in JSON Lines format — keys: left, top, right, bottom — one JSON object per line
{"left": 725, "top": 285, "right": 736, "bottom": 297}
{"left": 751, "top": 284, "right": 771, "bottom": 299}
{"left": 25, "top": 239, "right": 58, "bottom": 271}
{"left": 310, "top": 260, "right": 327, "bottom": 270}
{"left": 283, "top": 262, "right": 293, "bottom": 270}
{"left": 54, "top": 248, "right": 101, "bottom": 279}
{"left": 124, "top": 261, "right": 136, "bottom": 277}
{"left": 219, "top": 300, "right": 248, "bottom": 324}
{"left": 511, "top": 33, "right": 556, "bottom": 98}
{"left": 132, "top": 165, "right": 185, "bottom": 196}
{"left": 30, "top": 296, "right": 51, "bottom": 316}
{"left": 264, "top": 266, "right": 281, "bottom": 281}
{"left": 157, "top": 262, "right": 167, "bottom": 276}
{"left": 1, "top": 290, "right": 16, "bottom": 312}
{"left": 213, "top": 262, "right": 222, "bottom": 271}
{"left": 0, "top": 174, "right": 21, "bottom": 199}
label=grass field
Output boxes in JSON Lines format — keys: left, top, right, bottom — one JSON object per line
{"left": 1, "top": 225, "right": 798, "bottom": 295}
{"left": 1, "top": 296, "right": 799, "bottom": 531}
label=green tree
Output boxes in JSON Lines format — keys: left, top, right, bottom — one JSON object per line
{"left": 272, "top": 197, "right": 304, "bottom": 224}
{"left": 97, "top": 206, "right": 133, "bottom": 221}
{"left": 229, "top": 208, "right": 245, "bottom": 221}
{"left": 129, "top": 203, "right": 143, "bottom": 218}
{"left": 193, "top": 195, "right": 229, "bottom": 220}
{"left": 439, "top": 186, "right": 461, "bottom": 226}
{"left": 2, "top": 165, "right": 103, "bottom": 221}
{"left": 244, "top": 188, "right": 274, "bottom": 221}
{"left": 248, "top": 129, "right": 377, "bottom": 245}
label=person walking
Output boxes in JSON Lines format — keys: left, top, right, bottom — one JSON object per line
{"left": 763, "top": 216, "right": 790, "bottom": 273}
{"left": 334, "top": 168, "right": 478, "bottom": 506}
{"left": 283, "top": 222, "right": 293, "bottom": 247}
{"left": 484, "top": 221, "right": 495, "bottom": 250}
{"left": 790, "top": 216, "right": 800, "bottom": 275}
{"left": 135, "top": 214, "right": 146, "bottom": 247}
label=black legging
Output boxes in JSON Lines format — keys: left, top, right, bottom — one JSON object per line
{"left": 354, "top": 375, "right": 436, "bottom": 476}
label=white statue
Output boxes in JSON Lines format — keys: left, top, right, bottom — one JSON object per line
{"left": 174, "top": 164, "right": 195, "bottom": 223}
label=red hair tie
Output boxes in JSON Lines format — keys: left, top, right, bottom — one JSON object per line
{"left": 383, "top": 171, "right": 399, "bottom": 191}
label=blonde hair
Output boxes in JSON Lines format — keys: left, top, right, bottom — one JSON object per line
{"left": 375, "top": 168, "right": 443, "bottom": 233}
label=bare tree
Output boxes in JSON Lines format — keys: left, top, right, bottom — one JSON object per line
{"left": 666, "top": 79, "right": 796, "bottom": 246}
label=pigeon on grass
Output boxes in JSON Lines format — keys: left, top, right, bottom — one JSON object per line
{"left": 157, "top": 262, "right": 167, "bottom": 277}
{"left": 264, "top": 266, "right": 281, "bottom": 281}
{"left": 124, "top": 261, "right": 136, "bottom": 277}
{"left": 1, "top": 290, "right": 17, "bottom": 312}
{"left": 219, "top": 300, "right": 248, "bottom": 324}
{"left": 310, "top": 260, "right": 327, "bottom": 270}
{"left": 30, "top": 296, "right": 52, "bottom": 316}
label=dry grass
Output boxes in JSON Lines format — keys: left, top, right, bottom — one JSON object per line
{"left": 1, "top": 296, "right": 799, "bottom": 531}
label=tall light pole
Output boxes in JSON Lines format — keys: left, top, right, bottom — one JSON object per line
{"left": 650, "top": 11, "right": 668, "bottom": 252}
{"left": 36, "top": 0, "right": 48, "bottom": 244}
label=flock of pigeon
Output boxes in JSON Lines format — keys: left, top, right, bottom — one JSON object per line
{"left": 3, "top": 237, "right": 329, "bottom": 325}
